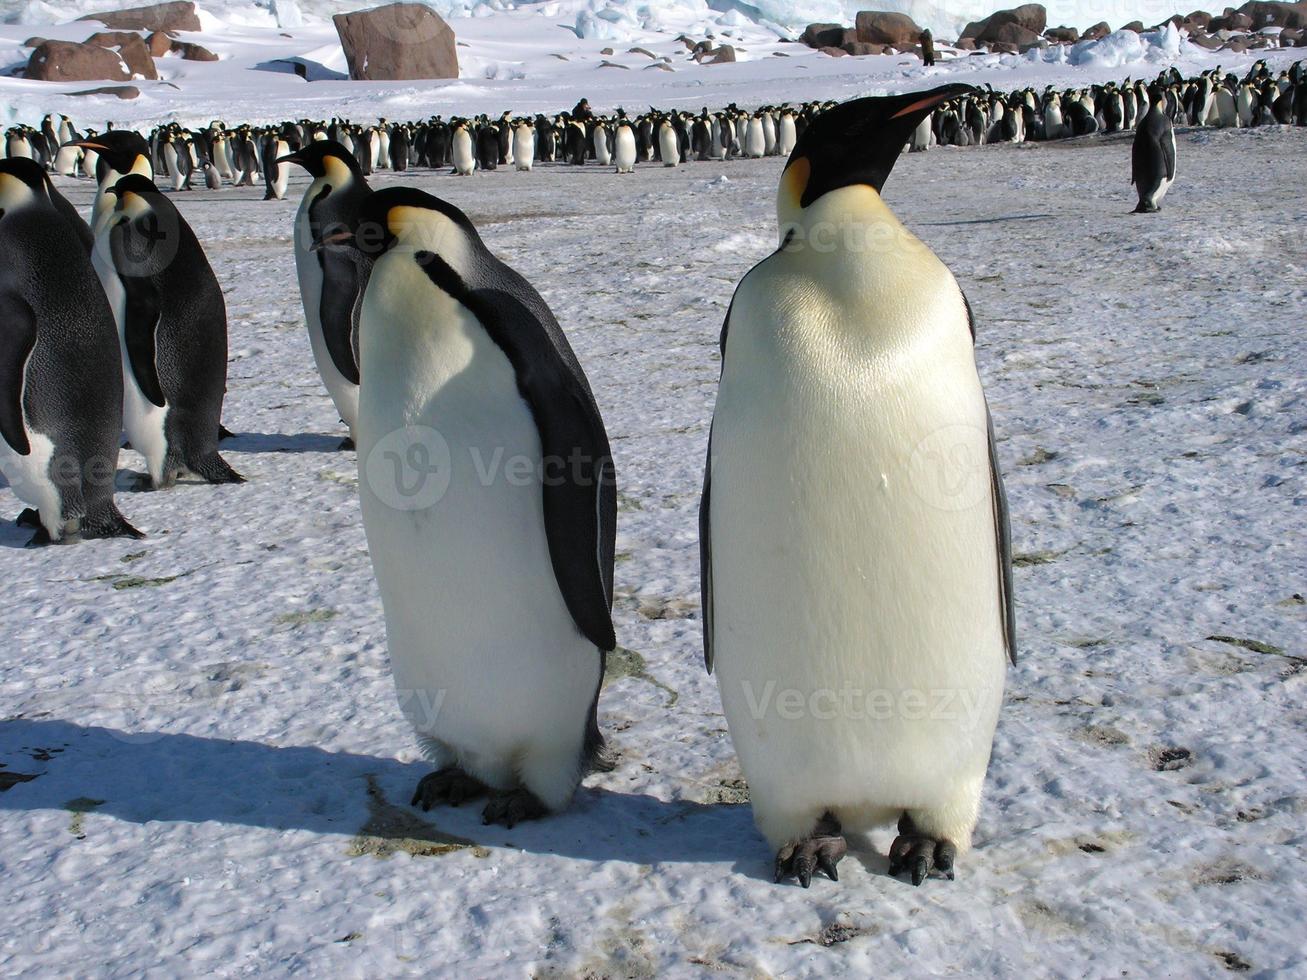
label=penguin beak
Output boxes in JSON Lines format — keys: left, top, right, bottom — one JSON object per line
{"left": 275, "top": 150, "right": 304, "bottom": 166}
{"left": 65, "top": 139, "right": 107, "bottom": 152}
{"left": 785, "top": 84, "right": 978, "bottom": 207}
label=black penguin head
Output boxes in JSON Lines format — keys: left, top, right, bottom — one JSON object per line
{"left": 0, "top": 157, "right": 52, "bottom": 219}
{"left": 66, "top": 129, "right": 151, "bottom": 176}
{"left": 780, "top": 84, "right": 977, "bottom": 211}
{"left": 277, "top": 139, "right": 365, "bottom": 180}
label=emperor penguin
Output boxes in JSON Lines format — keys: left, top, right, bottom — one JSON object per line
{"left": 512, "top": 120, "right": 535, "bottom": 171}
{"left": 1132, "top": 84, "right": 1176, "bottom": 214}
{"left": 279, "top": 141, "right": 371, "bottom": 448}
{"left": 613, "top": 121, "right": 637, "bottom": 174}
{"left": 658, "top": 118, "right": 679, "bottom": 168}
{"left": 93, "top": 175, "right": 243, "bottom": 489}
{"left": 592, "top": 121, "right": 612, "bottom": 167}
{"left": 318, "top": 187, "right": 617, "bottom": 827}
{"left": 700, "top": 85, "right": 1016, "bottom": 888}
{"left": 66, "top": 130, "right": 152, "bottom": 233}
{"left": 451, "top": 121, "right": 476, "bottom": 175}
{"left": 0, "top": 159, "right": 141, "bottom": 545}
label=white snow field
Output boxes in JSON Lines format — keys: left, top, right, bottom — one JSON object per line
{"left": 2, "top": 117, "right": 1305, "bottom": 975}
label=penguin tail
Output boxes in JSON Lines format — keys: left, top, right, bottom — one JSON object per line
{"left": 82, "top": 503, "right": 145, "bottom": 540}
{"left": 190, "top": 452, "right": 245, "bottom": 485}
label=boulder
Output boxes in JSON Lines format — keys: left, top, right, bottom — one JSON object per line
{"left": 1044, "top": 25, "right": 1079, "bottom": 42}
{"left": 85, "top": 31, "right": 157, "bottom": 79}
{"left": 77, "top": 2, "right": 201, "bottom": 33}
{"left": 1189, "top": 32, "right": 1224, "bottom": 47}
{"left": 1281, "top": 26, "right": 1302, "bottom": 41}
{"left": 986, "top": 21, "right": 1043, "bottom": 45}
{"left": 145, "top": 31, "right": 173, "bottom": 56}
{"left": 24, "top": 40, "right": 130, "bottom": 82}
{"left": 843, "top": 40, "right": 887, "bottom": 54}
{"left": 961, "top": 4, "right": 1047, "bottom": 41}
{"left": 705, "top": 44, "right": 736, "bottom": 63}
{"left": 955, "top": 36, "right": 978, "bottom": 49}
{"left": 1210, "top": 11, "right": 1254, "bottom": 29}
{"left": 1084, "top": 21, "right": 1113, "bottom": 38}
{"left": 332, "top": 2, "right": 458, "bottom": 81}
{"left": 818, "top": 45, "right": 848, "bottom": 55}
{"left": 23, "top": 36, "right": 48, "bottom": 47}
{"left": 1237, "top": 1, "right": 1307, "bottom": 28}
{"left": 1184, "top": 10, "right": 1213, "bottom": 28}
{"left": 176, "top": 41, "right": 218, "bottom": 61}
{"left": 989, "top": 40, "right": 1020, "bottom": 52}
{"left": 69, "top": 84, "right": 140, "bottom": 98}
{"left": 855, "top": 10, "right": 924, "bottom": 46}
{"left": 799, "top": 22, "right": 846, "bottom": 48}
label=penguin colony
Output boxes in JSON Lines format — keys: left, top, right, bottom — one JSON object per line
{"left": 0, "top": 64, "right": 1302, "bottom": 886}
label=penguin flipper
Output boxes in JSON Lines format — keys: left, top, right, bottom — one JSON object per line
{"left": 699, "top": 426, "right": 715, "bottom": 674}
{"left": 318, "top": 251, "right": 363, "bottom": 385}
{"left": 118, "top": 271, "right": 167, "bottom": 408}
{"left": 0, "top": 290, "right": 37, "bottom": 456}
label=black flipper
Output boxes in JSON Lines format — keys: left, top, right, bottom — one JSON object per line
{"left": 119, "top": 272, "right": 166, "bottom": 408}
{"left": 415, "top": 249, "right": 616, "bottom": 653}
{"left": 700, "top": 290, "right": 740, "bottom": 674}
{"left": 317, "top": 250, "right": 362, "bottom": 385}
{"left": 0, "top": 290, "right": 37, "bottom": 456}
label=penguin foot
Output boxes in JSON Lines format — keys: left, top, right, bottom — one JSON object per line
{"left": 774, "top": 813, "right": 847, "bottom": 888}
{"left": 481, "top": 788, "right": 547, "bottom": 829}
{"left": 338, "top": 437, "right": 355, "bottom": 452}
{"left": 888, "top": 814, "right": 957, "bottom": 886}
{"left": 24, "top": 526, "right": 52, "bottom": 548}
{"left": 15, "top": 507, "right": 40, "bottom": 528}
{"left": 410, "top": 766, "right": 488, "bottom": 811}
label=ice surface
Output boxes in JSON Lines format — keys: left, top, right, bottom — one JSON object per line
{"left": 1, "top": 122, "right": 1305, "bottom": 976}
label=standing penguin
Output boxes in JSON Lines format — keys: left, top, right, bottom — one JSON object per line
{"left": 319, "top": 187, "right": 617, "bottom": 826}
{"left": 66, "top": 130, "right": 152, "bottom": 232}
{"left": 0, "top": 159, "right": 141, "bottom": 545}
{"left": 1132, "top": 83, "right": 1176, "bottom": 214}
{"left": 93, "top": 175, "right": 242, "bottom": 489}
{"left": 700, "top": 85, "right": 1015, "bottom": 887}
{"left": 279, "top": 140, "right": 371, "bottom": 448}
{"left": 613, "top": 120, "right": 637, "bottom": 174}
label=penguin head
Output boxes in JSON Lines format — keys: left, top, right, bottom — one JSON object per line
{"left": 0, "top": 157, "right": 50, "bottom": 218}
{"left": 313, "top": 187, "right": 477, "bottom": 264}
{"left": 277, "top": 139, "right": 364, "bottom": 182}
{"left": 66, "top": 129, "right": 151, "bottom": 178}
{"left": 777, "top": 84, "right": 976, "bottom": 224}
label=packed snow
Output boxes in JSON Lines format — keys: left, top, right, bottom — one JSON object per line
{"left": 1, "top": 112, "right": 1305, "bottom": 973}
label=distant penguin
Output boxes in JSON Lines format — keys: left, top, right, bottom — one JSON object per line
{"left": 0, "top": 159, "right": 141, "bottom": 545}
{"left": 1132, "top": 84, "right": 1176, "bottom": 213}
{"left": 614, "top": 121, "right": 637, "bottom": 174}
{"left": 513, "top": 120, "right": 535, "bottom": 171}
{"left": 700, "top": 85, "right": 1014, "bottom": 888}
{"left": 93, "top": 175, "right": 242, "bottom": 488}
{"left": 744, "top": 115, "right": 766, "bottom": 158}
{"left": 67, "top": 130, "right": 152, "bottom": 233}
{"left": 658, "top": 119, "right": 679, "bottom": 168}
{"left": 280, "top": 140, "right": 371, "bottom": 448}
{"left": 592, "top": 121, "right": 612, "bottom": 166}
{"left": 263, "top": 133, "right": 292, "bottom": 200}
{"left": 318, "top": 187, "right": 617, "bottom": 827}
{"left": 777, "top": 109, "right": 798, "bottom": 156}
{"left": 451, "top": 121, "right": 476, "bottom": 175}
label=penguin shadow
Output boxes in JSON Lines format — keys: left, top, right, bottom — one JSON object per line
{"left": 0, "top": 719, "right": 765, "bottom": 872}
{"left": 217, "top": 431, "right": 348, "bottom": 455}
{"left": 918, "top": 213, "right": 1058, "bottom": 227}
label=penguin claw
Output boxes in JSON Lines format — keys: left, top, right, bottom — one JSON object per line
{"left": 774, "top": 815, "right": 847, "bottom": 887}
{"left": 887, "top": 816, "right": 958, "bottom": 886}
{"left": 338, "top": 437, "right": 355, "bottom": 451}
{"left": 410, "top": 766, "right": 488, "bottom": 811}
{"left": 481, "top": 788, "right": 547, "bottom": 829}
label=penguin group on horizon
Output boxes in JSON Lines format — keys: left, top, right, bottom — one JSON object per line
{"left": 0, "top": 60, "right": 1300, "bottom": 886}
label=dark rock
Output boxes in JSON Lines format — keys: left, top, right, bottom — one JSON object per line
{"left": 855, "top": 10, "right": 924, "bottom": 46}
{"left": 1184, "top": 10, "right": 1213, "bottom": 28}
{"left": 85, "top": 31, "right": 157, "bottom": 79}
{"left": 145, "top": 31, "right": 173, "bottom": 56}
{"left": 24, "top": 40, "right": 130, "bottom": 82}
{"left": 955, "top": 36, "right": 978, "bottom": 49}
{"left": 986, "top": 21, "right": 1043, "bottom": 45}
{"left": 705, "top": 44, "right": 736, "bottom": 63}
{"left": 990, "top": 40, "right": 1020, "bottom": 52}
{"left": 22, "top": 36, "right": 48, "bottom": 47}
{"left": 818, "top": 45, "right": 848, "bottom": 56}
{"left": 1085, "top": 21, "right": 1114, "bottom": 38}
{"left": 176, "top": 41, "right": 217, "bottom": 61}
{"left": 77, "top": 2, "right": 201, "bottom": 33}
{"left": 843, "top": 40, "right": 887, "bottom": 54}
{"left": 799, "top": 22, "right": 846, "bottom": 48}
{"left": 962, "top": 4, "right": 1047, "bottom": 41}
{"left": 1210, "top": 11, "right": 1254, "bottom": 29}
{"left": 68, "top": 84, "right": 140, "bottom": 98}
{"left": 1189, "top": 32, "right": 1225, "bottom": 47}
{"left": 1044, "top": 25, "right": 1079, "bottom": 42}
{"left": 1237, "top": 1, "right": 1307, "bottom": 28}
{"left": 332, "top": 3, "right": 458, "bottom": 81}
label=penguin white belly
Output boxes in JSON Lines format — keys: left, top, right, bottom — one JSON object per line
{"left": 658, "top": 127, "right": 678, "bottom": 167}
{"left": 452, "top": 132, "right": 475, "bottom": 175}
{"left": 0, "top": 431, "right": 61, "bottom": 537}
{"left": 1149, "top": 129, "right": 1176, "bottom": 207}
{"left": 357, "top": 254, "right": 600, "bottom": 806}
{"left": 293, "top": 199, "right": 358, "bottom": 434}
{"left": 744, "top": 119, "right": 766, "bottom": 158}
{"left": 93, "top": 246, "right": 169, "bottom": 484}
{"left": 593, "top": 128, "right": 611, "bottom": 166}
{"left": 614, "top": 129, "right": 636, "bottom": 172}
{"left": 777, "top": 117, "right": 797, "bottom": 156}
{"left": 164, "top": 143, "right": 183, "bottom": 191}
{"left": 54, "top": 144, "right": 79, "bottom": 176}
{"left": 710, "top": 258, "right": 1005, "bottom": 848}
{"left": 271, "top": 140, "right": 290, "bottom": 198}
{"left": 513, "top": 127, "right": 534, "bottom": 170}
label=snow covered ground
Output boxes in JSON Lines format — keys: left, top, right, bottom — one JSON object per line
{"left": 1, "top": 121, "right": 1305, "bottom": 975}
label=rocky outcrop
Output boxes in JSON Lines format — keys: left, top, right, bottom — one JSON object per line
{"left": 1236, "top": 0, "right": 1307, "bottom": 28}
{"left": 961, "top": 4, "right": 1047, "bottom": 41}
{"left": 85, "top": 30, "right": 157, "bottom": 79}
{"left": 799, "top": 23, "right": 846, "bottom": 47}
{"left": 332, "top": 3, "right": 459, "bottom": 81}
{"left": 68, "top": 84, "right": 140, "bottom": 98}
{"left": 1044, "top": 25, "right": 1079, "bottom": 42}
{"left": 855, "top": 10, "right": 924, "bottom": 46}
{"left": 24, "top": 40, "right": 130, "bottom": 82}
{"left": 77, "top": 2, "right": 201, "bottom": 33}
{"left": 1084, "top": 21, "right": 1114, "bottom": 38}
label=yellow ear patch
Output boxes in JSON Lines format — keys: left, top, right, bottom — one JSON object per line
{"left": 782, "top": 156, "right": 810, "bottom": 209}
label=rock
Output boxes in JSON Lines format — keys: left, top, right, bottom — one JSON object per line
{"left": 176, "top": 41, "right": 217, "bottom": 61}
{"left": 985, "top": 21, "right": 1043, "bottom": 46}
{"left": 1084, "top": 21, "right": 1113, "bottom": 38}
{"left": 68, "top": 84, "right": 140, "bottom": 98}
{"left": 599, "top": 47, "right": 613, "bottom": 55}
{"left": 1224, "top": 37, "right": 1249, "bottom": 50}
{"left": 799, "top": 22, "right": 846, "bottom": 48}
{"left": 855, "top": 10, "right": 924, "bottom": 46}
{"left": 1237, "top": 1, "right": 1307, "bottom": 28}
{"left": 332, "top": 2, "right": 459, "bottom": 81}
{"left": 1044, "top": 25, "right": 1078, "bottom": 42}
{"left": 24, "top": 40, "right": 130, "bottom": 82}
{"left": 1184, "top": 10, "right": 1213, "bottom": 29}
{"left": 818, "top": 45, "right": 849, "bottom": 56}
{"left": 77, "top": 2, "right": 201, "bottom": 33}
{"left": 598, "top": 60, "right": 629, "bottom": 69}
{"left": 955, "top": 36, "right": 978, "bottom": 49}
{"left": 85, "top": 31, "right": 157, "bottom": 79}
{"left": 989, "top": 40, "right": 1020, "bottom": 52}
{"left": 1189, "top": 32, "right": 1224, "bottom": 47}
{"left": 22, "top": 36, "right": 48, "bottom": 47}
{"left": 961, "top": 4, "right": 1047, "bottom": 41}
{"left": 627, "top": 46, "right": 656, "bottom": 58}
{"left": 1281, "top": 26, "right": 1302, "bottom": 41}
{"left": 1210, "top": 11, "right": 1254, "bottom": 29}
{"left": 145, "top": 31, "right": 173, "bottom": 56}
{"left": 843, "top": 40, "right": 887, "bottom": 54}
{"left": 645, "top": 62, "right": 674, "bottom": 71}
{"left": 705, "top": 44, "right": 735, "bottom": 64}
